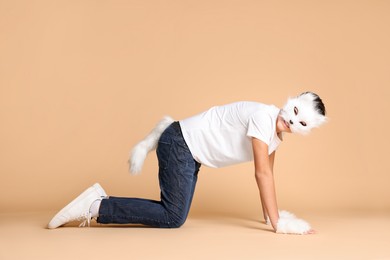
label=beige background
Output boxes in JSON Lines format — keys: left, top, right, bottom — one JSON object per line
{"left": 2, "top": 1, "right": 390, "bottom": 259}
{"left": 1, "top": 0, "right": 390, "bottom": 216}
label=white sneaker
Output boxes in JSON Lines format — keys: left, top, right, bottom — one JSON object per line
{"left": 92, "top": 183, "right": 107, "bottom": 198}
{"left": 47, "top": 183, "right": 107, "bottom": 229}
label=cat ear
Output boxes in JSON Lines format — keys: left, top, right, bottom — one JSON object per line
{"left": 312, "top": 114, "right": 328, "bottom": 128}
{"left": 318, "top": 115, "right": 328, "bottom": 125}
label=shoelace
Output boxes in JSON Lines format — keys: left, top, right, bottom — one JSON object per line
{"left": 77, "top": 211, "right": 92, "bottom": 227}
{"left": 76, "top": 197, "right": 105, "bottom": 227}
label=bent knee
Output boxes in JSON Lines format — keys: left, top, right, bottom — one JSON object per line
{"left": 166, "top": 216, "right": 187, "bottom": 228}
{"left": 167, "top": 220, "right": 185, "bottom": 228}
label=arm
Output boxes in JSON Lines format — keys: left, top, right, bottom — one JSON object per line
{"left": 253, "top": 138, "right": 316, "bottom": 235}
{"left": 252, "top": 137, "right": 279, "bottom": 231}
{"left": 261, "top": 151, "right": 275, "bottom": 223}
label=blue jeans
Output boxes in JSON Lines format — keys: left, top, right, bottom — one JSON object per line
{"left": 97, "top": 122, "right": 201, "bottom": 228}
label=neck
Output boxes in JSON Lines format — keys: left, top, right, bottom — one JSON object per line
{"left": 276, "top": 116, "right": 284, "bottom": 134}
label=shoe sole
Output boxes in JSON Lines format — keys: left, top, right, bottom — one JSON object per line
{"left": 48, "top": 184, "right": 103, "bottom": 229}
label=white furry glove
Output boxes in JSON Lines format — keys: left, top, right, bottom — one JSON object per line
{"left": 265, "top": 210, "right": 296, "bottom": 225}
{"left": 266, "top": 210, "right": 312, "bottom": 235}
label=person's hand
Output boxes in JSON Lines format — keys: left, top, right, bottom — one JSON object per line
{"left": 275, "top": 210, "right": 315, "bottom": 235}
{"left": 303, "top": 229, "right": 317, "bottom": 235}
{"left": 265, "top": 210, "right": 294, "bottom": 226}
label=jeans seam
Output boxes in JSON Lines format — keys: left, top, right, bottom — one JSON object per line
{"left": 99, "top": 214, "right": 177, "bottom": 227}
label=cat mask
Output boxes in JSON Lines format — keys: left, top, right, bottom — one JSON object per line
{"left": 280, "top": 92, "right": 327, "bottom": 135}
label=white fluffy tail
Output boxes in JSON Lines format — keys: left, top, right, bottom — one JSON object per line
{"left": 128, "top": 116, "right": 174, "bottom": 175}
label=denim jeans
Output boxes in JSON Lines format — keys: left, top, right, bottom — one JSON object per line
{"left": 97, "top": 122, "right": 201, "bottom": 228}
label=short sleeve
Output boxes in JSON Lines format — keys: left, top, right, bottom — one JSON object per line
{"left": 246, "top": 110, "right": 273, "bottom": 146}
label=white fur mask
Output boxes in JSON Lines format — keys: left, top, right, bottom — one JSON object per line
{"left": 280, "top": 92, "right": 327, "bottom": 135}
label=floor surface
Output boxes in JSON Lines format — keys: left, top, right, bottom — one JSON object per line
{"left": 1, "top": 210, "right": 389, "bottom": 260}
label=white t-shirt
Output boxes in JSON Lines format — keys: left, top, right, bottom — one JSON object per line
{"left": 179, "top": 101, "right": 282, "bottom": 168}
